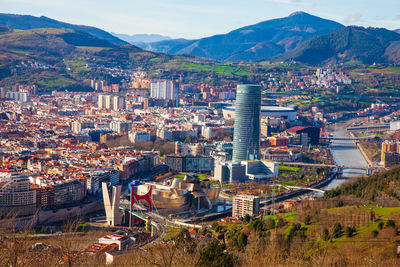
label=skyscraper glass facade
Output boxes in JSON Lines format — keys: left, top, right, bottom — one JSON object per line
{"left": 232, "top": 84, "right": 261, "bottom": 161}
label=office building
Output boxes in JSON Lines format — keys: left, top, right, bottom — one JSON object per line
{"left": 165, "top": 155, "right": 214, "bottom": 172}
{"left": 150, "top": 80, "right": 178, "bottom": 100}
{"left": 232, "top": 85, "right": 262, "bottom": 161}
{"left": 285, "top": 126, "right": 321, "bottom": 146}
{"left": 232, "top": 194, "right": 260, "bottom": 218}
{"left": 214, "top": 162, "right": 247, "bottom": 184}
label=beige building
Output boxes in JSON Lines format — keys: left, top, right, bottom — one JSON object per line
{"left": 0, "top": 173, "right": 37, "bottom": 218}
{"left": 232, "top": 194, "right": 260, "bottom": 218}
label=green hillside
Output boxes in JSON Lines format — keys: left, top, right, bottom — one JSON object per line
{"left": 324, "top": 166, "right": 400, "bottom": 202}
{"left": 0, "top": 13, "right": 127, "bottom": 45}
{"left": 277, "top": 26, "right": 400, "bottom": 65}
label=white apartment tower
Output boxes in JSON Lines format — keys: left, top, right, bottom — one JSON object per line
{"left": 150, "top": 80, "right": 178, "bottom": 100}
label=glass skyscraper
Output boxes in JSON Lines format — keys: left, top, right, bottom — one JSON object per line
{"left": 232, "top": 84, "right": 261, "bottom": 161}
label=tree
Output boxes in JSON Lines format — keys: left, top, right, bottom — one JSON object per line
{"left": 243, "top": 214, "right": 251, "bottom": 224}
{"left": 386, "top": 220, "right": 396, "bottom": 228}
{"left": 265, "top": 218, "right": 275, "bottom": 230}
{"left": 332, "top": 223, "right": 343, "bottom": 238}
{"left": 345, "top": 226, "right": 356, "bottom": 237}
{"left": 304, "top": 214, "right": 312, "bottom": 225}
{"left": 174, "top": 228, "right": 196, "bottom": 254}
{"left": 184, "top": 135, "right": 196, "bottom": 144}
{"left": 236, "top": 232, "right": 248, "bottom": 251}
{"left": 322, "top": 228, "right": 330, "bottom": 241}
{"left": 197, "top": 240, "right": 236, "bottom": 267}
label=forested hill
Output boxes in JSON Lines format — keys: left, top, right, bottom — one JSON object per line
{"left": 324, "top": 166, "right": 400, "bottom": 202}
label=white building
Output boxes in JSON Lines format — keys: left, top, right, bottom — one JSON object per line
{"left": 98, "top": 94, "right": 112, "bottom": 109}
{"left": 110, "top": 121, "right": 132, "bottom": 134}
{"left": 98, "top": 94, "right": 125, "bottom": 110}
{"left": 150, "top": 80, "right": 178, "bottom": 100}
{"left": 6, "top": 91, "right": 30, "bottom": 102}
{"left": 128, "top": 131, "right": 151, "bottom": 143}
{"left": 112, "top": 95, "right": 126, "bottom": 111}
{"left": 71, "top": 121, "right": 94, "bottom": 134}
{"left": 232, "top": 194, "right": 260, "bottom": 218}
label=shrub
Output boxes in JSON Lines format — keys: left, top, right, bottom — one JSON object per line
{"left": 332, "top": 223, "right": 343, "bottom": 238}
{"left": 371, "top": 229, "right": 379, "bottom": 237}
{"left": 304, "top": 214, "right": 312, "bottom": 225}
{"left": 385, "top": 220, "right": 396, "bottom": 228}
{"left": 322, "top": 228, "right": 330, "bottom": 241}
{"left": 345, "top": 226, "right": 356, "bottom": 237}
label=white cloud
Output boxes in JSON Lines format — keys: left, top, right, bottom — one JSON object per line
{"left": 345, "top": 13, "right": 362, "bottom": 23}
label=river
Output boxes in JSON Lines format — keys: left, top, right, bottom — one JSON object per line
{"left": 323, "top": 119, "right": 369, "bottom": 190}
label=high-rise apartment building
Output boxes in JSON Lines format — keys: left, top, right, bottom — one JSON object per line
{"left": 71, "top": 121, "right": 95, "bottom": 134}
{"left": 232, "top": 194, "right": 260, "bottom": 218}
{"left": 112, "top": 95, "right": 126, "bottom": 111}
{"left": 110, "top": 120, "right": 133, "bottom": 134}
{"left": 150, "top": 80, "right": 178, "bottom": 100}
{"left": 0, "top": 87, "right": 6, "bottom": 98}
{"left": 232, "top": 85, "right": 261, "bottom": 161}
{"left": 6, "top": 91, "right": 31, "bottom": 102}
{"left": 98, "top": 94, "right": 125, "bottom": 110}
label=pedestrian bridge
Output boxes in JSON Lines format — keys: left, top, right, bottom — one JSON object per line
{"left": 282, "top": 185, "right": 325, "bottom": 194}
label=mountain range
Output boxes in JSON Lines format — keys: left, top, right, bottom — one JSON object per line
{"left": 138, "top": 12, "right": 344, "bottom": 62}
{"left": 0, "top": 13, "right": 127, "bottom": 45}
{"left": 0, "top": 12, "right": 399, "bottom": 66}
{"left": 111, "top": 33, "right": 171, "bottom": 44}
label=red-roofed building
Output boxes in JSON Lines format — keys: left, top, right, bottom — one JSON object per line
{"left": 285, "top": 126, "right": 320, "bottom": 146}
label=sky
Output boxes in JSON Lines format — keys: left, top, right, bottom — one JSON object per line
{"left": 1, "top": 0, "right": 399, "bottom": 39}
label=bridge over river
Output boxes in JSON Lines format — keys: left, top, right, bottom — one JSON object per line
{"left": 281, "top": 162, "right": 372, "bottom": 172}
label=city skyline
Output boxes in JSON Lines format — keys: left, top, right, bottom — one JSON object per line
{"left": 1, "top": 0, "right": 399, "bottom": 39}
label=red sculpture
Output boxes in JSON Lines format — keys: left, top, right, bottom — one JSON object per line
{"left": 130, "top": 185, "right": 152, "bottom": 214}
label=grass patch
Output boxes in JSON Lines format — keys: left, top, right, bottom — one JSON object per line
{"left": 279, "top": 165, "right": 300, "bottom": 172}
{"left": 10, "top": 49, "right": 30, "bottom": 56}
{"left": 164, "top": 61, "right": 250, "bottom": 76}
{"left": 362, "top": 206, "right": 400, "bottom": 218}
{"left": 174, "top": 173, "right": 208, "bottom": 180}
{"left": 150, "top": 57, "right": 164, "bottom": 62}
